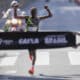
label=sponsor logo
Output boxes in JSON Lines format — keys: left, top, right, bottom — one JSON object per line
{"left": 44, "top": 35, "right": 68, "bottom": 44}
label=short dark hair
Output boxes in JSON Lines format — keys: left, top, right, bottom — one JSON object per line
{"left": 30, "top": 7, "right": 37, "bottom": 16}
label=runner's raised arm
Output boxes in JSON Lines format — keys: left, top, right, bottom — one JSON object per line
{"left": 39, "top": 5, "right": 53, "bottom": 20}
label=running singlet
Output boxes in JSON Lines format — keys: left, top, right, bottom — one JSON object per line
{"left": 25, "top": 17, "right": 40, "bottom": 32}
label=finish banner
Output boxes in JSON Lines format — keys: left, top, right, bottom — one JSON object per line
{"left": 0, "top": 32, "right": 76, "bottom": 50}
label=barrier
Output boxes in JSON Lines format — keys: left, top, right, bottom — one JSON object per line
{"left": 0, "top": 32, "right": 76, "bottom": 50}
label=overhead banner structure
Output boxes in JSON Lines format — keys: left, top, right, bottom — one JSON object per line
{"left": 0, "top": 32, "right": 76, "bottom": 50}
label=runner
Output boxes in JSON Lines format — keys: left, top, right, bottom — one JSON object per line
{"left": 15, "top": 5, "right": 53, "bottom": 75}
{"left": 2, "top": 0, "right": 23, "bottom": 32}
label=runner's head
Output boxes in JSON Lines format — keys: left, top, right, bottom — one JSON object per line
{"left": 11, "top": 0, "right": 19, "bottom": 8}
{"left": 30, "top": 7, "right": 37, "bottom": 18}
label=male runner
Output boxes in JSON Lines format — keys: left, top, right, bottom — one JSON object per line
{"left": 15, "top": 5, "right": 53, "bottom": 75}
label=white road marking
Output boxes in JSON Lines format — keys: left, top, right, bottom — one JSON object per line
{"left": 68, "top": 51, "right": 80, "bottom": 65}
{"left": 36, "top": 50, "right": 50, "bottom": 66}
{"left": 5, "top": 70, "right": 16, "bottom": 74}
{"left": 60, "top": 7, "right": 80, "bottom": 11}
{"left": 0, "top": 50, "right": 20, "bottom": 57}
{"left": 0, "top": 56, "right": 18, "bottom": 66}
{"left": 60, "top": 7, "right": 80, "bottom": 16}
